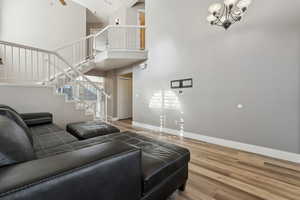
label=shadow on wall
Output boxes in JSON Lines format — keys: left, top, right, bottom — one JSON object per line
{"left": 149, "top": 90, "right": 184, "bottom": 135}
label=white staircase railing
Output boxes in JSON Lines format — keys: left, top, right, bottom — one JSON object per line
{"left": 0, "top": 25, "right": 146, "bottom": 121}
{"left": 0, "top": 40, "right": 109, "bottom": 121}
{"left": 0, "top": 40, "right": 55, "bottom": 83}
{"left": 55, "top": 35, "right": 95, "bottom": 67}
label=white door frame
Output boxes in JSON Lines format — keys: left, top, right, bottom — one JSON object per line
{"left": 117, "top": 75, "right": 133, "bottom": 120}
{"left": 137, "top": 9, "right": 146, "bottom": 50}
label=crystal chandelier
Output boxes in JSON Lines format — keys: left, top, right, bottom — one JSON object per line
{"left": 207, "top": 0, "right": 252, "bottom": 30}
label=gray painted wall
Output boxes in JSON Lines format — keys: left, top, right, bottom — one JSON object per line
{"left": 133, "top": 0, "right": 300, "bottom": 153}
{"left": 0, "top": 0, "right": 86, "bottom": 49}
{"left": 0, "top": 85, "right": 93, "bottom": 128}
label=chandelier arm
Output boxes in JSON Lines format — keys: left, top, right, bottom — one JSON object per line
{"left": 227, "top": 5, "right": 231, "bottom": 20}
{"left": 229, "top": 12, "right": 241, "bottom": 22}
{"left": 230, "top": 15, "right": 238, "bottom": 22}
{"left": 215, "top": 16, "right": 223, "bottom": 24}
{"left": 213, "top": 23, "right": 224, "bottom": 27}
{"left": 221, "top": 4, "right": 226, "bottom": 18}
{"left": 212, "top": 20, "right": 223, "bottom": 26}
{"left": 225, "top": 6, "right": 228, "bottom": 20}
{"left": 231, "top": 19, "right": 237, "bottom": 25}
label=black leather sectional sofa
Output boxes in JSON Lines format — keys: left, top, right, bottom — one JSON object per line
{"left": 0, "top": 105, "right": 190, "bottom": 200}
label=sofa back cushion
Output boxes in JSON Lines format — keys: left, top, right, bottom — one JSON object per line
{"left": 0, "top": 115, "right": 36, "bottom": 167}
{"left": 0, "top": 106, "right": 33, "bottom": 144}
{"left": 0, "top": 104, "right": 18, "bottom": 113}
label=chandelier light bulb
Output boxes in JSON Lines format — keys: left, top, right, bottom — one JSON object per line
{"left": 237, "top": 0, "right": 252, "bottom": 9}
{"left": 208, "top": 3, "right": 222, "bottom": 14}
{"left": 233, "top": 8, "right": 242, "bottom": 15}
{"left": 207, "top": 15, "right": 217, "bottom": 22}
{"left": 220, "top": 16, "right": 226, "bottom": 23}
{"left": 224, "top": 0, "right": 238, "bottom": 6}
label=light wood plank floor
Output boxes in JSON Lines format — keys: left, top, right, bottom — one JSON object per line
{"left": 112, "top": 120, "right": 300, "bottom": 200}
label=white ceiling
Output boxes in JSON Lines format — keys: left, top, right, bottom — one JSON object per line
{"left": 71, "top": 0, "right": 131, "bottom": 25}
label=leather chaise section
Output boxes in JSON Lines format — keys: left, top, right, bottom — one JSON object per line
{"left": 0, "top": 104, "right": 190, "bottom": 200}
{"left": 33, "top": 131, "right": 190, "bottom": 194}
{"left": 111, "top": 132, "right": 190, "bottom": 194}
{"left": 141, "top": 165, "right": 188, "bottom": 200}
{"left": 0, "top": 142, "right": 142, "bottom": 200}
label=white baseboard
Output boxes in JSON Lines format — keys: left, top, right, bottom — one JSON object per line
{"left": 111, "top": 117, "right": 119, "bottom": 121}
{"left": 132, "top": 121, "right": 300, "bottom": 163}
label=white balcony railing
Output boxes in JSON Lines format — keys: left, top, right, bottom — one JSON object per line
{"left": 94, "top": 25, "right": 146, "bottom": 51}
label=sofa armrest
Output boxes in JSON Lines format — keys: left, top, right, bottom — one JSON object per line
{"left": 20, "top": 112, "right": 53, "bottom": 126}
{"left": 0, "top": 141, "right": 142, "bottom": 200}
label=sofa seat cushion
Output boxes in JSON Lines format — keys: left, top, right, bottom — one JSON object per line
{"left": 35, "top": 131, "right": 190, "bottom": 195}
{"left": 30, "top": 124, "right": 78, "bottom": 153}
{"left": 110, "top": 132, "right": 190, "bottom": 194}
{"left": 66, "top": 121, "right": 120, "bottom": 140}
{"left": 35, "top": 132, "right": 111, "bottom": 158}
